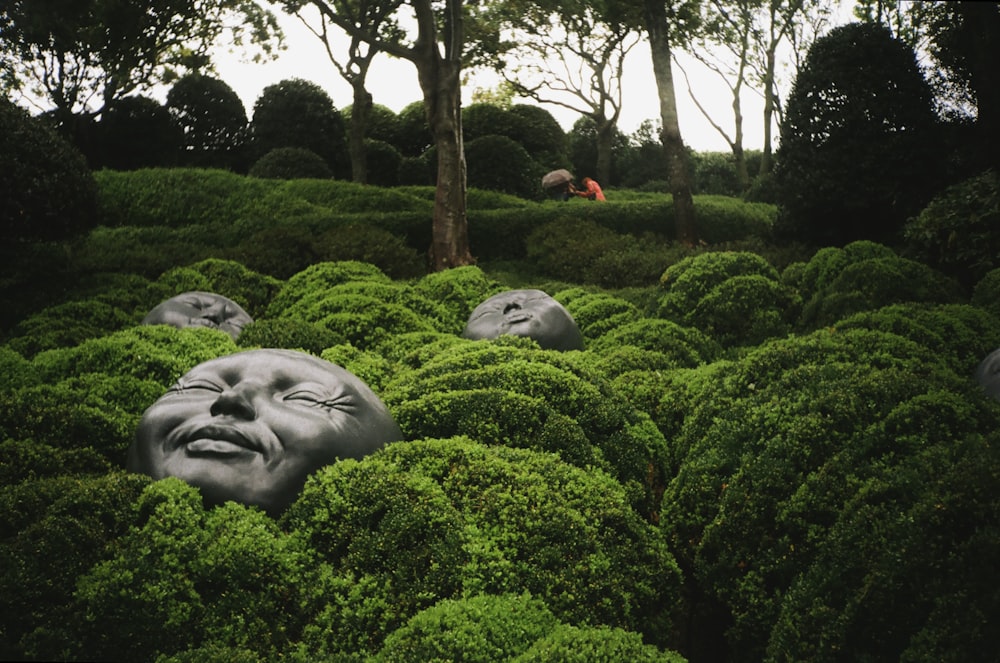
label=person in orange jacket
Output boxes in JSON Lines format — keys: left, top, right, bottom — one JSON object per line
{"left": 573, "top": 176, "right": 606, "bottom": 201}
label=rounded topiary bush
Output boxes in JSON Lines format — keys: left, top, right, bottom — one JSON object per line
{"left": 4, "top": 299, "right": 142, "bottom": 357}
{"left": 154, "top": 259, "right": 283, "bottom": 320}
{"left": 285, "top": 437, "right": 681, "bottom": 658}
{"left": 797, "top": 254, "right": 962, "bottom": 329}
{"left": 67, "top": 480, "right": 317, "bottom": 662}
{"left": 513, "top": 624, "right": 688, "bottom": 663}
{"left": 364, "top": 138, "right": 403, "bottom": 187}
{"left": 587, "top": 318, "right": 720, "bottom": 367}
{"left": 465, "top": 134, "right": 543, "bottom": 200}
{"left": 971, "top": 268, "right": 1000, "bottom": 321}
{"left": 381, "top": 338, "right": 672, "bottom": 514}
{"left": 1, "top": 472, "right": 151, "bottom": 660}
{"left": 267, "top": 261, "right": 391, "bottom": 318}
{"left": 411, "top": 266, "right": 505, "bottom": 334}
{"left": 373, "top": 594, "right": 560, "bottom": 663}
{"left": 236, "top": 318, "right": 345, "bottom": 355}
{"left": 249, "top": 147, "right": 333, "bottom": 179}
{"left": 558, "top": 291, "right": 643, "bottom": 341}
{"left": 0, "top": 98, "right": 99, "bottom": 245}
{"left": 658, "top": 251, "right": 781, "bottom": 318}
{"left": 660, "top": 326, "right": 991, "bottom": 661}
{"left": 313, "top": 224, "right": 424, "bottom": 280}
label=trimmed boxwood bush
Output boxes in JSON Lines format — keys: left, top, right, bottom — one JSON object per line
{"left": 154, "top": 259, "right": 283, "bottom": 320}
{"left": 513, "top": 623, "right": 688, "bottom": 662}
{"left": 66, "top": 480, "right": 317, "bottom": 662}
{"left": 381, "top": 338, "right": 672, "bottom": 516}
{"left": 0, "top": 472, "right": 151, "bottom": 660}
{"left": 249, "top": 147, "right": 333, "bottom": 180}
{"left": 373, "top": 593, "right": 561, "bottom": 662}
{"left": 285, "top": 437, "right": 681, "bottom": 658}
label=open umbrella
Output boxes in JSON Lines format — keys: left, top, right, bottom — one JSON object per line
{"left": 541, "top": 169, "right": 573, "bottom": 189}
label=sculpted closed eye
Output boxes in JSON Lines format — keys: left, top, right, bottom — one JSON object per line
{"left": 284, "top": 389, "right": 355, "bottom": 411}
{"left": 169, "top": 377, "right": 225, "bottom": 393}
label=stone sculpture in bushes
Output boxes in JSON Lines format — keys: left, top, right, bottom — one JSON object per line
{"left": 142, "top": 291, "right": 253, "bottom": 340}
{"left": 462, "top": 289, "right": 584, "bottom": 351}
{"left": 127, "top": 349, "right": 403, "bottom": 516}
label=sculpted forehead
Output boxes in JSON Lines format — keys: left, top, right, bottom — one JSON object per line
{"left": 187, "top": 349, "right": 360, "bottom": 391}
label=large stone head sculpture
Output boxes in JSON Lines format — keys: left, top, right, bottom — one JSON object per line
{"left": 975, "top": 347, "right": 1000, "bottom": 401}
{"left": 127, "top": 349, "right": 403, "bottom": 515}
{"left": 142, "top": 291, "right": 253, "bottom": 340}
{"left": 462, "top": 289, "right": 584, "bottom": 351}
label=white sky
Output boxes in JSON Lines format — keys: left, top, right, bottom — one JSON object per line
{"left": 212, "top": 8, "right": 827, "bottom": 153}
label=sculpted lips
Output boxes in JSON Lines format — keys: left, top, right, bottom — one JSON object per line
{"left": 168, "top": 421, "right": 276, "bottom": 461}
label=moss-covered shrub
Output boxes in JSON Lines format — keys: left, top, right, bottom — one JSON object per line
{"left": 266, "top": 261, "right": 391, "bottom": 318}
{"left": 28, "top": 325, "right": 238, "bottom": 386}
{"left": 4, "top": 299, "right": 141, "bottom": 357}
{"left": 226, "top": 223, "right": 322, "bottom": 280}
{"left": 249, "top": 147, "right": 333, "bottom": 179}
{"left": 285, "top": 437, "right": 681, "bottom": 658}
{"left": 364, "top": 138, "right": 403, "bottom": 187}
{"left": 658, "top": 251, "right": 781, "bottom": 316}
{"left": 0, "top": 373, "right": 164, "bottom": 463}
{"left": 268, "top": 274, "right": 450, "bottom": 350}
{"left": 834, "top": 303, "right": 1000, "bottom": 378}
{"left": 971, "top": 267, "right": 1000, "bottom": 321}
{"left": 235, "top": 318, "right": 345, "bottom": 355}
{"left": 411, "top": 265, "right": 506, "bottom": 334}
{"left": 527, "top": 217, "right": 674, "bottom": 287}
{"left": 373, "top": 594, "right": 560, "bottom": 662}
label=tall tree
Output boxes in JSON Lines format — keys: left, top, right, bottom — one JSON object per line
{"left": 0, "top": 0, "right": 281, "bottom": 143}
{"left": 276, "top": 0, "right": 491, "bottom": 270}
{"left": 643, "top": 0, "right": 698, "bottom": 245}
{"left": 491, "top": 0, "right": 640, "bottom": 185}
{"left": 281, "top": 0, "right": 405, "bottom": 184}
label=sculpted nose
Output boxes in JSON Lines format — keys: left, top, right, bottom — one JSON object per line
{"left": 201, "top": 300, "right": 229, "bottom": 324}
{"left": 210, "top": 385, "right": 257, "bottom": 419}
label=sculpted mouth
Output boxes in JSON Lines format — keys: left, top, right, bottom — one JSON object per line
{"left": 178, "top": 423, "right": 267, "bottom": 459}
{"left": 504, "top": 311, "right": 533, "bottom": 324}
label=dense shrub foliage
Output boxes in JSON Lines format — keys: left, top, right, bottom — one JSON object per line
{"left": 0, "top": 98, "right": 99, "bottom": 245}
{"left": 3, "top": 156, "right": 999, "bottom": 663}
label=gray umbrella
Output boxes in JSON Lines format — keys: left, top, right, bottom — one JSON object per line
{"left": 541, "top": 169, "right": 573, "bottom": 189}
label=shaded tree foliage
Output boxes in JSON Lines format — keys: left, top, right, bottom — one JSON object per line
{"left": 774, "top": 22, "right": 941, "bottom": 247}
{"left": 166, "top": 73, "right": 249, "bottom": 171}
{"left": 97, "top": 95, "right": 181, "bottom": 170}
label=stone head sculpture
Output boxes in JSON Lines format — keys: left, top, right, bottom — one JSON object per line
{"left": 127, "top": 349, "right": 403, "bottom": 516}
{"left": 142, "top": 291, "right": 253, "bottom": 340}
{"left": 975, "top": 347, "right": 1000, "bottom": 401}
{"left": 462, "top": 289, "right": 584, "bottom": 351}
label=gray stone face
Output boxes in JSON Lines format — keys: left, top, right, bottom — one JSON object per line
{"left": 142, "top": 291, "right": 253, "bottom": 340}
{"left": 462, "top": 289, "right": 584, "bottom": 351}
{"left": 127, "top": 349, "right": 403, "bottom": 516}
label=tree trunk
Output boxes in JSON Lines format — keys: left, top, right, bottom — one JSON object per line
{"left": 349, "top": 83, "right": 372, "bottom": 183}
{"left": 644, "top": 0, "right": 697, "bottom": 245}
{"left": 759, "top": 47, "right": 777, "bottom": 176}
{"left": 416, "top": 54, "right": 474, "bottom": 271}
{"left": 595, "top": 116, "right": 615, "bottom": 185}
